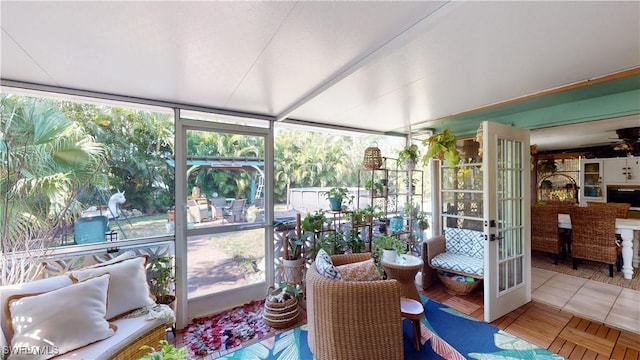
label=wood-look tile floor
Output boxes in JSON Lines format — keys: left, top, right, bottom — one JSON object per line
{"left": 422, "top": 276, "right": 640, "bottom": 360}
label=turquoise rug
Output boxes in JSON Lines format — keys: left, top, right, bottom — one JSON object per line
{"left": 218, "top": 296, "right": 564, "bottom": 359}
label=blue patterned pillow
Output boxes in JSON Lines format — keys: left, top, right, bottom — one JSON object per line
{"left": 445, "top": 228, "right": 484, "bottom": 259}
{"left": 315, "top": 249, "right": 342, "bottom": 280}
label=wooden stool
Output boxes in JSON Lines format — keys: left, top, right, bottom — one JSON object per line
{"left": 400, "top": 297, "right": 424, "bottom": 351}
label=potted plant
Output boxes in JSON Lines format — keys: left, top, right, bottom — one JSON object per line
{"left": 307, "top": 231, "right": 338, "bottom": 260}
{"left": 324, "top": 187, "right": 353, "bottom": 211}
{"left": 302, "top": 210, "right": 327, "bottom": 232}
{"left": 148, "top": 256, "right": 176, "bottom": 305}
{"left": 373, "top": 235, "right": 406, "bottom": 263}
{"left": 422, "top": 129, "right": 460, "bottom": 167}
{"left": 282, "top": 233, "right": 308, "bottom": 285}
{"left": 361, "top": 204, "right": 383, "bottom": 222}
{"left": 415, "top": 211, "right": 430, "bottom": 231}
{"left": 140, "top": 340, "right": 190, "bottom": 360}
{"left": 346, "top": 230, "right": 365, "bottom": 253}
{"left": 403, "top": 201, "right": 420, "bottom": 218}
{"left": 398, "top": 144, "right": 420, "bottom": 170}
{"left": 364, "top": 179, "right": 384, "bottom": 196}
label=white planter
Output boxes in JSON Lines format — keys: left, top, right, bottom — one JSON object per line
{"left": 282, "top": 258, "right": 305, "bottom": 284}
{"left": 382, "top": 249, "right": 398, "bottom": 263}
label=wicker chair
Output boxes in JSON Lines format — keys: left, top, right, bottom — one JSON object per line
{"left": 545, "top": 200, "right": 577, "bottom": 214}
{"left": 569, "top": 207, "right": 620, "bottom": 277}
{"left": 586, "top": 201, "right": 630, "bottom": 218}
{"left": 531, "top": 204, "right": 564, "bottom": 264}
{"left": 306, "top": 253, "right": 404, "bottom": 360}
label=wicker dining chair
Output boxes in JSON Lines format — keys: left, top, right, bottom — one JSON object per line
{"left": 531, "top": 204, "right": 564, "bottom": 264}
{"left": 569, "top": 206, "right": 620, "bottom": 277}
{"left": 545, "top": 200, "right": 577, "bottom": 214}
{"left": 586, "top": 201, "right": 630, "bottom": 218}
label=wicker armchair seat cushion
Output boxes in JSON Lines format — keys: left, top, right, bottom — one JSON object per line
{"left": 431, "top": 252, "right": 484, "bottom": 276}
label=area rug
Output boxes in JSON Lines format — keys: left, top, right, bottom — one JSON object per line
{"left": 216, "top": 296, "right": 564, "bottom": 359}
{"left": 183, "top": 300, "right": 271, "bottom": 357}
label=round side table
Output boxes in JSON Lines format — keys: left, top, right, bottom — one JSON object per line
{"left": 381, "top": 254, "right": 423, "bottom": 302}
{"left": 400, "top": 297, "right": 424, "bottom": 351}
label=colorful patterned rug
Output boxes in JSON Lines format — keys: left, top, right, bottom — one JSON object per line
{"left": 183, "top": 300, "right": 272, "bottom": 357}
{"left": 216, "top": 296, "right": 565, "bottom": 359}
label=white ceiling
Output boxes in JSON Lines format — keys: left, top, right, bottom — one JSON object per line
{"left": 1, "top": 1, "right": 639, "bottom": 150}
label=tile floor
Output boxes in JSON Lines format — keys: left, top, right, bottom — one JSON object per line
{"left": 532, "top": 267, "right": 640, "bottom": 334}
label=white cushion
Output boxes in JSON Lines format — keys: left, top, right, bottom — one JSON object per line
{"left": 314, "top": 249, "right": 342, "bottom": 280}
{"left": 1, "top": 275, "right": 73, "bottom": 348}
{"left": 52, "top": 315, "right": 166, "bottom": 360}
{"left": 70, "top": 256, "right": 154, "bottom": 319}
{"left": 7, "top": 274, "right": 116, "bottom": 360}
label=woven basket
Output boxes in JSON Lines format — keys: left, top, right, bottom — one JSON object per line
{"left": 438, "top": 273, "right": 481, "bottom": 296}
{"left": 263, "top": 287, "right": 300, "bottom": 329}
{"left": 363, "top": 144, "right": 383, "bottom": 169}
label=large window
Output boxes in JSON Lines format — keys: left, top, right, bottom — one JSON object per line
{"left": 1, "top": 91, "right": 175, "bottom": 280}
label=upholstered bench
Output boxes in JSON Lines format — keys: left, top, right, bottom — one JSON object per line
{"left": 421, "top": 228, "right": 485, "bottom": 291}
{"left": 0, "top": 254, "right": 173, "bottom": 360}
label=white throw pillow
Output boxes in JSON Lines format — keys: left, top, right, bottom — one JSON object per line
{"left": 314, "top": 249, "right": 342, "bottom": 280}
{"left": 7, "top": 274, "right": 116, "bottom": 360}
{"left": 69, "top": 256, "right": 154, "bottom": 319}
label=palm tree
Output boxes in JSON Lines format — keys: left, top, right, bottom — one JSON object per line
{"left": 0, "top": 95, "right": 106, "bottom": 285}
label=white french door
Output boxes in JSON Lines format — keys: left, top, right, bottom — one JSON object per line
{"left": 482, "top": 121, "right": 531, "bottom": 322}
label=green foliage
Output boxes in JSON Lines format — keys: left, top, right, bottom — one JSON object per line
{"left": 364, "top": 179, "right": 384, "bottom": 194}
{"left": 139, "top": 340, "right": 190, "bottom": 360}
{"left": 362, "top": 204, "right": 383, "bottom": 219}
{"left": 278, "top": 281, "right": 300, "bottom": 298}
{"left": 346, "top": 230, "right": 365, "bottom": 253}
{"left": 422, "top": 129, "right": 460, "bottom": 166}
{"left": 58, "top": 101, "right": 175, "bottom": 214}
{"left": 416, "top": 212, "right": 430, "bottom": 230}
{"left": 397, "top": 144, "right": 420, "bottom": 165}
{"left": 301, "top": 210, "right": 327, "bottom": 232}
{"left": 1, "top": 95, "right": 108, "bottom": 283}
{"left": 324, "top": 187, "right": 353, "bottom": 209}
{"left": 373, "top": 235, "right": 406, "bottom": 259}
{"left": 286, "top": 233, "right": 308, "bottom": 260}
{"left": 147, "top": 256, "right": 174, "bottom": 298}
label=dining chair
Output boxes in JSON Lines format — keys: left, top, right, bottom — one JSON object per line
{"left": 545, "top": 201, "right": 577, "bottom": 253}
{"left": 569, "top": 206, "right": 620, "bottom": 277}
{"left": 224, "top": 199, "right": 247, "bottom": 223}
{"left": 586, "top": 201, "right": 630, "bottom": 218}
{"left": 531, "top": 204, "right": 564, "bottom": 264}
